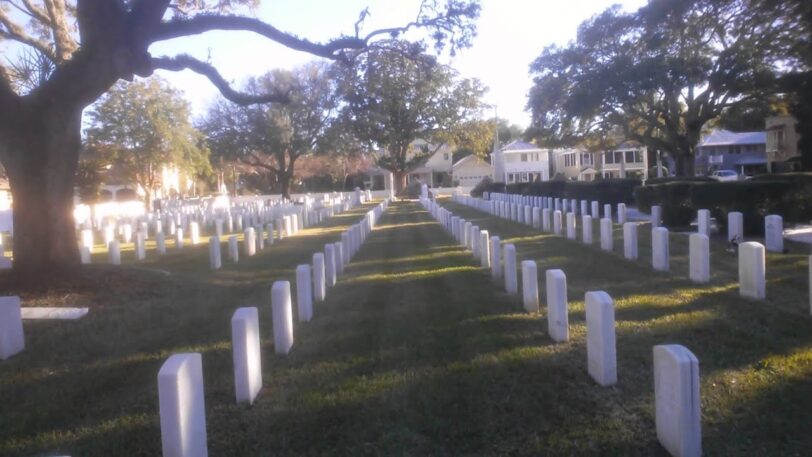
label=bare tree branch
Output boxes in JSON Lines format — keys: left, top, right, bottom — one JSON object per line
{"left": 151, "top": 14, "right": 367, "bottom": 60}
{"left": 151, "top": 54, "right": 290, "bottom": 105}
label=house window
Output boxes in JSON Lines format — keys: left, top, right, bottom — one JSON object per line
{"left": 625, "top": 150, "right": 642, "bottom": 163}
{"left": 581, "top": 153, "right": 592, "bottom": 166}
{"left": 564, "top": 153, "right": 577, "bottom": 167}
{"left": 521, "top": 153, "right": 528, "bottom": 162}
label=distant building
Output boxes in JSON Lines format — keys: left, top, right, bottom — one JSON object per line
{"left": 551, "top": 149, "right": 597, "bottom": 181}
{"left": 406, "top": 140, "right": 453, "bottom": 187}
{"left": 452, "top": 154, "right": 492, "bottom": 187}
{"left": 765, "top": 116, "right": 801, "bottom": 172}
{"left": 490, "top": 140, "right": 550, "bottom": 184}
{"left": 695, "top": 129, "right": 767, "bottom": 176}
{"left": 599, "top": 141, "right": 649, "bottom": 179}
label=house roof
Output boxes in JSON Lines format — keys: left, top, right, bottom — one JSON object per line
{"left": 700, "top": 129, "right": 765, "bottom": 147}
{"left": 452, "top": 154, "right": 490, "bottom": 170}
{"left": 616, "top": 140, "right": 644, "bottom": 150}
{"left": 501, "top": 140, "right": 543, "bottom": 152}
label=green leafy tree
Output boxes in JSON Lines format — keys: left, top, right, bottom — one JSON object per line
{"left": 338, "top": 40, "right": 486, "bottom": 190}
{"left": 201, "top": 63, "right": 339, "bottom": 198}
{"left": 0, "top": 0, "right": 479, "bottom": 278}
{"left": 85, "top": 78, "right": 210, "bottom": 210}
{"left": 527, "top": 0, "right": 796, "bottom": 176}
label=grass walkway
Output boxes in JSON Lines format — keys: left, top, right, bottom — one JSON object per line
{"left": 1, "top": 200, "right": 811, "bottom": 455}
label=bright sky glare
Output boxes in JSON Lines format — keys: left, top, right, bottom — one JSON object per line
{"left": 149, "top": 0, "right": 648, "bottom": 127}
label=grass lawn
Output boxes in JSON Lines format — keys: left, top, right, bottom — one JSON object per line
{"left": 1, "top": 199, "right": 811, "bottom": 455}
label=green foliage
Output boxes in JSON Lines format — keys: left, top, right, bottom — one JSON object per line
{"left": 200, "top": 62, "right": 340, "bottom": 196}
{"left": 338, "top": 40, "right": 486, "bottom": 175}
{"left": 527, "top": 0, "right": 801, "bottom": 176}
{"left": 85, "top": 77, "right": 210, "bottom": 200}
{"left": 495, "top": 178, "right": 640, "bottom": 205}
{"left": 635, "top": 176, "right": 812, "bottom": 234}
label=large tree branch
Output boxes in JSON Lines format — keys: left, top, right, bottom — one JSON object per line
{"left": 43, "top": 0, "right": 77, "bottom": 60}
{"left": 151, "top": 15, "right": 367, "bottom": 60}
{"left": 0, "top": 10, "right": 56, "bottom": 61}
{"left": 151, "top": 54, "right": 290, "bottom": 105}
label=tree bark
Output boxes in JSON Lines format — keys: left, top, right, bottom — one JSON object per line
{"left": 394, "top": 170, "right": 408, "bottom": 193}
{"left": 1, "top": 104, "right": 82, "bottom": 278}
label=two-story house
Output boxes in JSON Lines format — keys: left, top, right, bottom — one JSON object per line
{"left": 695, "top": 129, "right": 766, "bottom": 176}
{"left": 490, "top": 140, "right": 550, "bottom": 184}
{"left": 765, "top": 116, "right": 801, "bottom": 172}
{"left": 551, "top": 149, "right": 598, "bottom": 181}
{"left": 600, "top": 141, "right": 649, "bottom": 179}
{"left": 406, "top": 140, "right": 453, "bottom": 187}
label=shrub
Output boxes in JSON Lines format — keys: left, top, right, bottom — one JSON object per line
{"left": 471, "top": 177, "right": 497, "bottom": 198}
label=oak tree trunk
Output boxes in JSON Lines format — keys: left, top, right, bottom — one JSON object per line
{"left": 1, "top": 104, "right": 82, "bottom": 278}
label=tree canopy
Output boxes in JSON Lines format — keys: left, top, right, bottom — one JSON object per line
{"left": 85, "top": 77, "right": 209, "bottom": 207}
{"left": 526, "top": 0, "right": 803, "bottom": 176}
{"left": 338, "top": 40, "right": 486, "bottom": 188}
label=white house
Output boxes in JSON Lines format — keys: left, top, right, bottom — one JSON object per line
{"left": 551, "top": 149, "right": 597, "bottom": 181}
{"left": 407, "top": 140, "right": 453, "bottom": 187}
{"left": 490, "top": 140, "right": 550, "bottom": 184}
{"left": 452, "top": 154, "right": 491, "bottom": 187}
{"left": 600, "top": 141, "right": 649, "bottom": 179}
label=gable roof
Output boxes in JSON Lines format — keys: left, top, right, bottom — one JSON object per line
{"left": 453, "top": 154, "right": 490, "bottom": 170}
{"left": 700, "top": 129, "right": 765, "bottom": 147}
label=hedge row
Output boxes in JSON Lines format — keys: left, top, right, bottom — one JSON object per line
{"left": 481, "top": 179, "right": 641, "bottom": 205}
{"left": 635, "top": 175, "right": 812, "bottom": 235}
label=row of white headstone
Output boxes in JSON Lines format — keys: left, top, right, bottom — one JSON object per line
{"left": 80, "top": 196, "right": 361, "bottom": 267}
{"left": 423, "top": 197, "right": 702, "bottom": 457}
{"left": 156, "top": 200, "right": 389, "bottom": 457}
{"left": 454, "top": 193, "right": 781, "bottom": 303}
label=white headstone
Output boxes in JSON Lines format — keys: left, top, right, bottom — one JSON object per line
{"left": 727, "top": 211, "right": 743, "bottom": 243}
{"left": 0, "top": 296, "right": 24, "bottom": 359}
{"left": 521, "top": 260, "right": 539, "bottom": 313}
{"left": 553, "top": 210, "right": 563, "bottom": 235}
{"left": 271, "top": 281, "right": 294, "bottom": 355}
{"left": 603, "top": 203, "right": 612, "bottom": 221}
{"left": 296, "top": 265, "right": 314, "bottom": 322}
{"left": 617, "top": 203, "right": 627, "bottom": 224}
{"left": 532, "top": 207, "right": 541, "bottom": 229}
{"left": 156, "top": 232, "right": 167, "bottom": 255}
{"left": 542, "top": 208, "right": 552, "bottom": 232}
{"left": 325, "top": 244, "right": 337, "bottom": 287}
{"left": 654, "top": 344, "right": 702, "bottom": 457}
{"left": 490, "top": 236, "right": 502, "bottom": 281}
{"left": 566, "top": 212, "right": 577, "bottom": 240}
{"left": 739, "top": 241, "right": 765, "bottom": 299}
{"left": 209, "top": 237, "right": 221, "bottom": 270}
{"left": 582, "top": 215, "right": 593, "bottom": 245}
{"left": 79, "top": 246, "right": 91, "bottom": 264}
{"left": 231, "top": 307, "right": 262, "bottom": 404}
{"left": 313, "top": 253, "right": 326, "bottom": 302}
{"left": 108, "top": 240, "right": 121, "bottom": 265}
{"left": 651, "top": 205, "right": 662, "bottom": 228}
{"left": 135, "top": 231, "right": 146, "bottom": 261}
{"left": 764, "top": 214, "right": 783, "bottom": 253}
{"left": 175, "top": 228, "right": 184, "bottom": 251}
{"left": 697, "top": 209, "right": 710, "bottom": 237}
{"left": 504, "top": 244, "right": 518, "bottom": 295}
{"left": 546, "top": 269, "right": 568, "bottom": 342}
{"left": 652, "top": 227, "right": 670, "bottom": 272}
{"left": 190, "top": 221, "right": 200, "bottom": 245}
{"left": 585, "top": 291, "right": 617, "bottom": 386}
{"left": 689, "top": 234, "right": 710, "bottom": 283}
{"left": 244, "top": 228, "right": 256, "bottom": 257}
{"left": 623, "top": 222, "right": 638, "bottom": 260}
{"left": 480, "top": 230, "right": 491, "bottom": 268}
{"left": 600, "top": 218, "right": 613, "bottom": 252}
{"left": 80, "top": 228, "right": 93, "bottom": 249}
{"left": 591, "top": 201, "right": 599, "bottom": 219}
{"left": 334, "top": 242, "right": 345, "bottom": 275}
{"left": 158, "top": 353, "right": 208, "bottom": 457}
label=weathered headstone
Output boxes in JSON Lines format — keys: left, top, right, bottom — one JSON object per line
{"left": 697, "top": 209, "right": 710, "bottom": 237}
{"left": 585, "top": 291, "right": 617, "bottom": 386}
{"left": 566, "top": 212, "right": 577, "bottom": 240}
{"left": 623, "top": 222, "right": 638, "bottom": 260}
{"left": 296, "top": 265, "right": 314, "bottom": 322}
{"left": 312, "top": 253, "right": 326, "bottom": 302}
{"left": 582, "top": 215, "right": 593, "bottom": 245}
{"left": 271, "top": 281, "right": 294, "bottom": 355}
{"left": 244, "top": 228, "right": 256, "bottom": 257}
{"left": 158, "top": 353, "right": 208, "bottom": 457}
{"left": 231, "top": 307, "right": 262, "bottom": 404}
{"left": 334, "top": 242, "right": 344, "bottom": 275}
{"left": 228, "top": 236, "right": 239, "bottom": 263}
{"left": 764, "top": 214, "right": 783, "bottom": 253}
{"left": 600, "top": 218, "right": 613, "bottom": 252}
{"left": 654, "top": 344, "right": 702, "bottom": 457}
{"left": 727, "top": 211, "right": 743, "bottom": 243}
{"left": 542, "top": 208, "right": 552, "bottom": 232}
{"left": 553, "top": 210, "right": 563, "bottom": 235}
{"left": 604, "top": 203, "right": 612, "bottom": 221}
{"left": 651, "top": 205, "right": 662, "bottom": 228}
{"left": 591, "top": 201, "right": 599, "bottom": 219}
{"left": 617, "top": 203, "right": 627, "bottom": 224}
{"left": 135, "top": 231, "right": 146, "bottom": 261}
{"left": 156, "top": 232, "right": 167, "bottom": 255}
{"left": 504, "top": 244, "right": 518, "bottom": 295}
{"left": 190, "top": 221, "right": 200, "bottom": 245}
{"left": 546, "top": 269, "right": 569, "bottom": 342}
{"left": 653, "top": 227, "right": 670, "bottom": 272}
{"left": 739, "top": 241, "right": 765, "bottom": 299}
{"left": 481, "top": 234, "right": 497, "bottom": 280}
{"left": 108, "top": 240, "right": 121, "bottom": 265}
{"left": 521, "top": 260, "right": 539, "bottom": 313}
{"left": 689, "top": 234, "right": 710, "bottom": 283}
{"left": 480, "top": 230, "right": 491, "bottom": 268}
{"left": 209, "top": 237, "right": 221, "bottom": 270}
{"left": 325, "top": 244, "right": 337, "bottom": 287}
{"left": 175, "top": 228, "right": 184, "bottom": 251}
{"left": 0, "top": 296, "right": 24, "bottom": 360}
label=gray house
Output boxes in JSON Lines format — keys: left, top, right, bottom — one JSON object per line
{"left": 695, "top": 129, "right": 767, "bottom": 176}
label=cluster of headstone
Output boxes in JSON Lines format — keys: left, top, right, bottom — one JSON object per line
{"left": 424, "top": 196, "right": 702, "bottom": 457}
{"left": 156, "top": 199, "right": 389, "bottom": 457}
{"left": 72, "top": 192, "right": 367, "bottom": 268}
{"left": 453, "top": 192, "right": 793, "bottom": 304}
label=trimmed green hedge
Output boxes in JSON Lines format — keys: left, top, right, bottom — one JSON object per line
{"left": 635, "top": 174, "right": 812, "bottom": 235}
{"left": 490, "top": 179, "right": 640, "bottom": 206}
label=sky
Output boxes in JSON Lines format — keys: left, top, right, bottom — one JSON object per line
{"left": 149, "top": 0, "right": 649, "bottom": 128}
